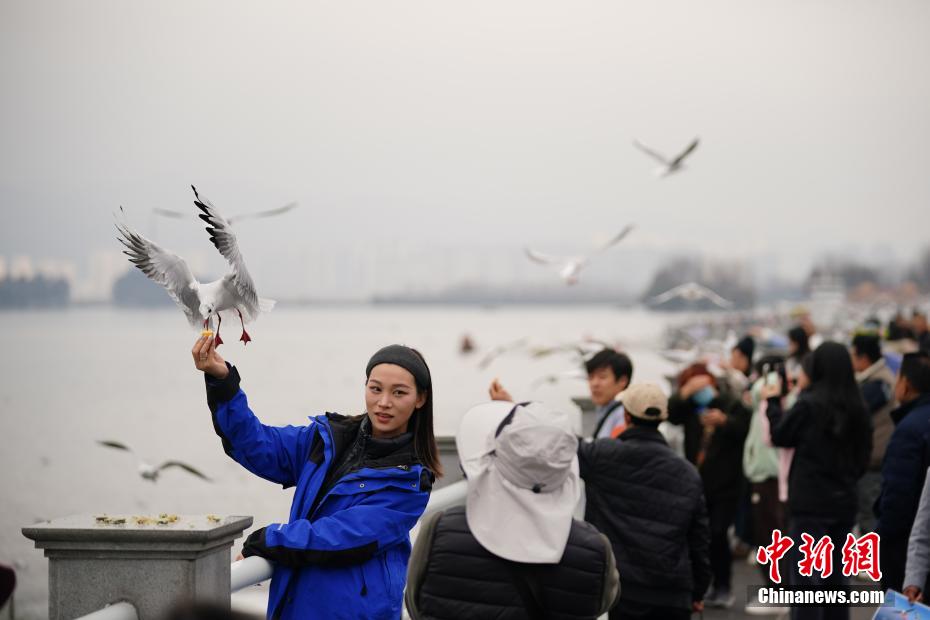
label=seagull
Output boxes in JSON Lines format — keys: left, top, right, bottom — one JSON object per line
{"left": 633, "top": 137, "right": 700, "bottom": 177}
{"left": 525, "top": 225, "right": 634, "bottom": 285}
{"left": 477, "top": 338, "right": 529, "bottom": 370}
{"left": 659, "top": 347, "right": 700, "bottom": 366}
{"left": 530, "top": 369, "right": 587, "bottom": 388}
{"left": 648, "top": 282, "right": 733, "bottom": 309}
{"left": 96, "top": 440, "right": 212, "bottom": 483}
{"left": 153, "top": 201, "right": 298, "bottom": 225}
{"left": 528, "top": 338, "right": 614, "bottom": 361}
{"left": 115, "top": 186, "right": 276, "bottom": 345}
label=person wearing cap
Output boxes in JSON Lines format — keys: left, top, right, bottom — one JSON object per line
{"left": 579, "top": 383, "right": 711, "bottom": 619}
{"left": 667, "top": 363, "right": 750, "bottom": 608}
{"left": 191, "top": 337, "right": 441, "bottom": 620}
{"left": 405, "top": 401, "right": 620, "bottom": 620}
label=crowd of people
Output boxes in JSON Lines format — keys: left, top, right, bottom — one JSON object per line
{"left": 178, "top": 306, "right": 930, "bottom": 620}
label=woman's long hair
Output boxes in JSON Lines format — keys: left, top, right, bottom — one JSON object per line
{"left": 788, "top": 326, "right": 811, "bottom": 359}
{"left": 804, "top": 342, "right": 870, "bottom": 473}
{"left": 408, "top": 348, "right": 443, "bottom": 478}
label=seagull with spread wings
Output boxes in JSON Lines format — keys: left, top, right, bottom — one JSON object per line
{"left": 115, "top": 185, "right": 275, "bottom": 345}
{"left": 153, "top": 201, "right": 298, "bottom": 225}
{"left": 649, "top": 282, "right": 733, "bottom": 309}
{"left": 633, "top": 137, "right": 700, "bottom": 177}
{"left": 525, "top": 225, "right": 634, "bottom": 285}
{"left": 96, "top": 440, "right": 212, "bottom": 483}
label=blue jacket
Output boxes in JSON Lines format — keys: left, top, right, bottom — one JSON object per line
{"left": 877, "top": 394, "right": 930, "bottom": 541}
{"left": 205, "top": 365, "right": 433, "bottom": 619}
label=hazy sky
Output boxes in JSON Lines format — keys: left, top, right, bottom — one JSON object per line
{"left": 2, "top": 1, "right": 929, "bottom": 299}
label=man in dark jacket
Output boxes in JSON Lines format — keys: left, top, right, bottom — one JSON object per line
{"left": 851, "top": 332, "right": 896, "bottom": 533}
{"left": 406, "top": 401, "right": 620, "bottom": 620}
{"left": 580, "top": 383, "right": 711, "bottom": 619}
{"left": 877, "top": 351, "right": 930, "bottom": 591}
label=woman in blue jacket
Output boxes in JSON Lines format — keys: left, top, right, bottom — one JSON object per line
{"left": 191, "top": 335, "right": 441, "bottom": 619}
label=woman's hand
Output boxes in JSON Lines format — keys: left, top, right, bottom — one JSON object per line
{"left": 192, "top": 335, "right": 228, "bottom": 379}
{"left": 700, "top": 408, "right": 728, "bottom": 428}
{"left": 489, "top": 378, "right": 514, "bottom": 402}
{"left": 904, "top": 585, "right": 923, "bottom": 604}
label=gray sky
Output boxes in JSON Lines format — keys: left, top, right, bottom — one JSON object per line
{"left": 2, "top": 1, "right": 929, "bottom": 300}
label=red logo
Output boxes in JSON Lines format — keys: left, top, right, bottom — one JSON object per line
{"left": 798, "top": 534, "right": 834, "bottom": 578}
{"left": 757, "top": 531, "right": 882, "bottom": 582}
{"left": 841, "top": 532, "right": 882, "bottom": 581}
{"left": 757, "top": 529, "right": 794, "bottom": 584}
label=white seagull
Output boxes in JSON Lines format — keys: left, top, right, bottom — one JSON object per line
{"left": 528, "top": 338, "right": 614, "bottom": 361}
{"left": 649, "top": 282, "right": 733, "bottom": 309}
{"left": 96, "top": 440, "right": 212, "bottom": 483}
{"left": 525, "top": 225, "right": 635, "bottom": 285}
{"left": 115, "top": 185, "right": 275, "bottom": 345}
{"left": 153, "top": 201, "right": 298, "bottom": 225}
{"left": 633, "top": 137, "right": 700, "bottom": 177}
{"left": 477, "top": 338, "right": 529, "bottom": 370}
{"left": 531, "top": 368, "right": 587, "bottom": 388}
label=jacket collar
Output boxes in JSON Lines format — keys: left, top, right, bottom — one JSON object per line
{"left": 619, "top": 425, "right": 668, "bottom": 445}
{"left": 891, "top": 393, "right": 930, "bottom": 425}
{"left": 856, "top": 358, "right": 888, "bottom": 383}
{"left": 313, "top": 412, "right": 420, "bottom": 468}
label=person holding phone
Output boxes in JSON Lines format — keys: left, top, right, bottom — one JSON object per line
{"left": 763, "top": 342, "right": 872, "bottom": 620}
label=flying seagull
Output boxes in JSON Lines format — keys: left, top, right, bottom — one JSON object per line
{"left": 649, "top": 282, "right": 733, "bottom": 309}
{"left": 115, "top": 186, "right": 275, "bottom": 345}
{"left": 153, "top": 201, "right": 298, "bottom": 225}
{"left": 477, "top": 338, "right": 529, "bottom": 370}
{"left": 525, "top": 225, "right": 634, "bottom": 285}
{"left": 633, "top": 137, "right": 700, "bottom": 177}
{"left": 530, "top": 368, "right": 587, "bottom": 388}
{"left": 528, "top": 338, "right": 615, "bottom": 361}
{"left": 96, "top": 440, "right": 212, "bottom": 483}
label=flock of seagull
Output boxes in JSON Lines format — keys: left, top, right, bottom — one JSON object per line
{"left": 114, "top": 136, "right": 719, "bottom": 342}
{"left": 104, "top": 136, "right": 727, "bottom": 481}
{"left": 520, "top": 137, "right": 729, "bottom": 310}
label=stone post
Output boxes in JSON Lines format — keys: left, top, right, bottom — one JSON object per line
{"left": 22, "top": 514, "right": 252, "bottom": 620}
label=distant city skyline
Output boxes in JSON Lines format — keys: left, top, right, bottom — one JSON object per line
{"left": 0, "top": 237, "right": 922, "bottom": 303}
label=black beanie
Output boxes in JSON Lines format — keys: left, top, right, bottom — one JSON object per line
{"left": 365, "top": 344, "right": 431, "bottom": 390}
{"left": 735, "top": 336, "right": 755, "bottom": 362}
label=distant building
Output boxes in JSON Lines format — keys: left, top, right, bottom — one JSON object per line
{"left": 0, "top": 275, "right": 69, "bottom": 308}
{"left": 111, "top": 269, "right": 175, "bottom": 307}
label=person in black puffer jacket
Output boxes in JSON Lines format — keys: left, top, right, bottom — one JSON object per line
{"left": 580, "top": 383, "right": 711, "bottom": 620}
{"left": 406, "top": 401, "right": 620, "bottom": 620}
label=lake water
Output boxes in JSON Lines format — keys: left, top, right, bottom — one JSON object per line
{"left": 0, "top": 305, "right": 677, "bottom": 617}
